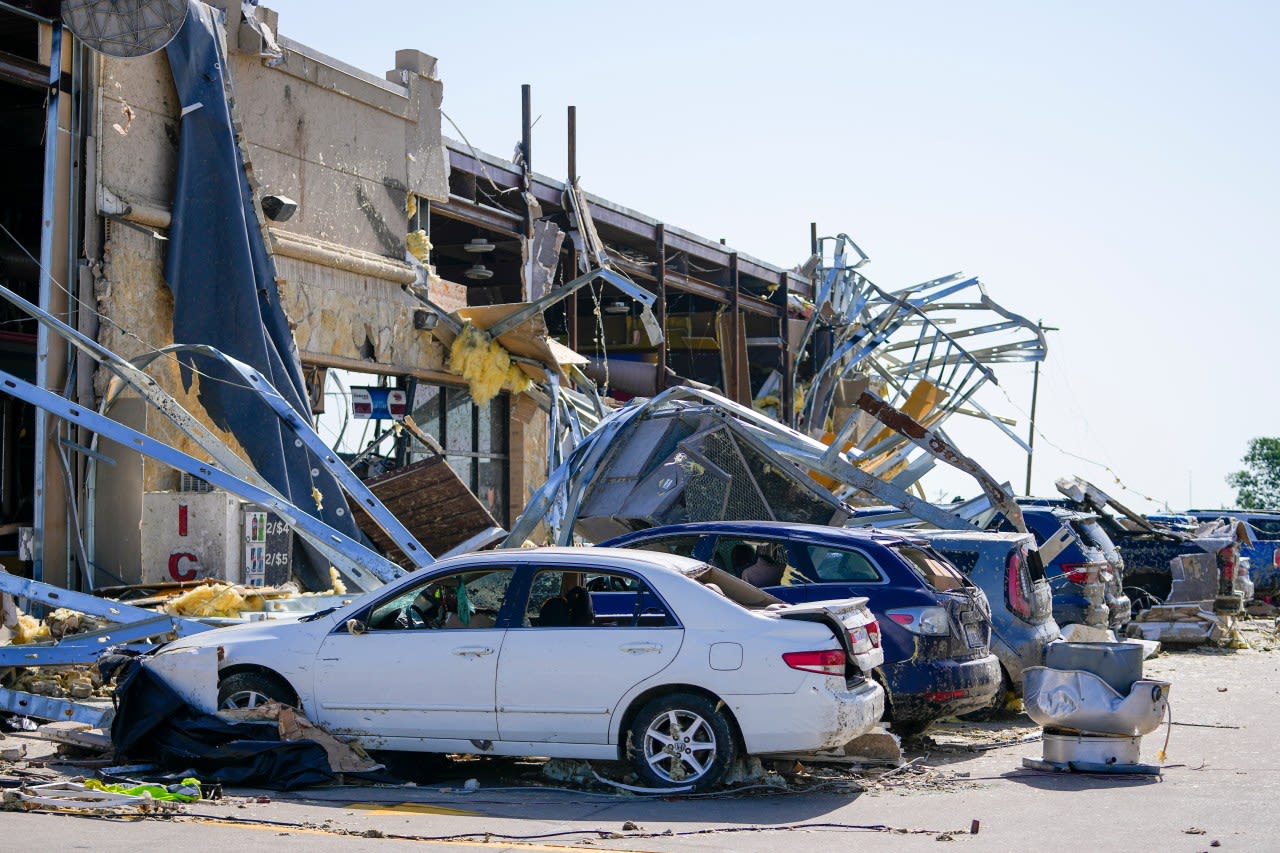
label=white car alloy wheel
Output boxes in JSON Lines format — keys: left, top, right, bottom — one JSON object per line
{"left": 217, "top": 671, "right": 295, "bottom": 710}
{"left": 630, "top": 692, "right": 736, "bottom": 791}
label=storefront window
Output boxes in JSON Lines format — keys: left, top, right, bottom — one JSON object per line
{"left": 410, "top": 385, "right": 510, "bottom": 525}
{"left": 316, "top": 371, "right": 510, "bottom": 526}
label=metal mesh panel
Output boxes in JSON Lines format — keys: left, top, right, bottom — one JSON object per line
{"left": 700, "top": 429, "right": 773, "bottom": 522}
{"left": 737, "top": 440, "right": 843, "bottom": 525}
{"left": 180, "top": 473, "right": 214, "bottom": 493}
{"left": 682, "top": 452, "right": 729, "bottom": 522}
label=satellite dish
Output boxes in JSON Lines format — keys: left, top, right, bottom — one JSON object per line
{"left": 62, "top": 0, "right": 189, "bottom": 58}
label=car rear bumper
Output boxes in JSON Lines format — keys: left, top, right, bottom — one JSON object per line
{"left": 1052, "top": 591, "right": 1131, "bottom": 631}
{"left": 882, "top": 653, "right": 1002, "bottom": 722}
{"left": 991, "top": 617, "right": 1061, "bottom": 692}
{"left": 731, "top": 677, "right": 884, "bottom": 755}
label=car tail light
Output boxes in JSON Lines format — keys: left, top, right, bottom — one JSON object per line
{"left": 885, "top": 606, "right": 950, "bottom": 636}
{"left": 1273, "top": 548, "right": 1280, "bottom": 569}
{"left": 847, "top": 619, "right": 882, "bottom": 652}
{"left": 1061, "top": 563, "right": 1095, "bottom": 585}
{"left": 1007, "top": 549, "right": 1032, "bottom": 620}
{"left": 1219, "top": 547, "right": 1236, "bottom": 580}
{"left": 783, "top": 649, "right": 846, "bottom": 676}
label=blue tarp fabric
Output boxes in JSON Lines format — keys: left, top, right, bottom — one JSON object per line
{"left": 104, "top": 653, "right": 336, "bottom": 790}
{"left": 163, "top": 2, "right": 358, "bottom": 588}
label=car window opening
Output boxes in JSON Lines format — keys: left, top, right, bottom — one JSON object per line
{"left": 894, "top": 546, "right": 967, "bottom": 592}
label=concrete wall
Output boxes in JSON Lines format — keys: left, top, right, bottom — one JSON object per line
{"left": 85, "top": 3, "right": 545, "bottom": 573}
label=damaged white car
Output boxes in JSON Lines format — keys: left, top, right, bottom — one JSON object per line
{"left": 153, "top": 548, "right": 884, "bottom": 790}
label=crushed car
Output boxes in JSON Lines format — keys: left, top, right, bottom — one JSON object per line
{"left": 602, "top": 522, "right": 1001, "bottom": 737}
{"left": 909, "top": 529, "right": 1059, "bottom": 714}
{"left": 146, "top": 547, "right": 884, "bottom": 791}
{"left": 997, "top": 505, "right": 1131, "bottom": 632}
{"left": 1185, "top": 509, "right": 1280, "bottom": 599}
{"left": 1044, "top": 477, "right": 1253, "bottom": 613}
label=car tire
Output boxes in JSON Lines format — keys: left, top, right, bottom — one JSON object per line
{"left": 217, "top": 670, "right": 297, "bottom": 710}
{"left": 628, "top": 692, "right": 736, "bottom": 792}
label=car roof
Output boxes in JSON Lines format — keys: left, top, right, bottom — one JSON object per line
{"left": 428, "top": 546, "right": 707, "bottom": 579}
{"left": 1188, "top": 508, "right": 1280, "bottom": 517}
{"left": 610, "top": 520, "right": 926, "bottom": 547}
{"left": 913, "top": 529, "right": 1032, "bottom": 545}
{"left": 1018, "top": 504, "right": 1100, "bottom": 522}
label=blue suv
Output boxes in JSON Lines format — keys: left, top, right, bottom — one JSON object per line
{"left": 603, "top": 522, "right": 1001, "bottom": 736}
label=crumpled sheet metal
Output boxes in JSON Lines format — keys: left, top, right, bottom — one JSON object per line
{"left": 795, "top": 239, "right": 1046, "bottom": 487}
{"left": 1022, "top": 666, "right": 1170, "bottom": 737}
{"left": 502, "top": 385, "right": 975, "bottom": 546}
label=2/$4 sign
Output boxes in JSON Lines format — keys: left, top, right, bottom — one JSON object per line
{"left": 350, "top": 387, "right": 407, "bottom": 419}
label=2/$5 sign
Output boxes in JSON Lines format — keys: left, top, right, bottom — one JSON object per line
{"left": 350, "top": 387, "right": 407, "bottom": 419}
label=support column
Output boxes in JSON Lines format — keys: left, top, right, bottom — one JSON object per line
{"left": 655, "top": 223, "right": 667, "bottom": 391}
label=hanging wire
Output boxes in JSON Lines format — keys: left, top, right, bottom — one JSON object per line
{"left": 989, "top": 368, "right": 1161, "bottom": 504}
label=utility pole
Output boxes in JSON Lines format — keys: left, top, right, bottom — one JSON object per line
{"left": 1024, "top": 321, "right": 1059, "bottom": 495}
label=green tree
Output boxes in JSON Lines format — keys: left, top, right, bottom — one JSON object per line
{"left": 1226, "top": 438, "right": 1280, "bottom": 509}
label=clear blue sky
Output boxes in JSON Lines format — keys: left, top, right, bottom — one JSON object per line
{"left": 269, "top": 0, "right": 1279, "bottom": 511}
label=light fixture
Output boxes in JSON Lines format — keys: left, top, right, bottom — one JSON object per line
{"left": 603, "top": 299, "right": 629, "bottom": 314}
{"left": 261, "top": 194, "right": 298, "bottom": 222}
{"left": 463, "top": 237, "right": 496, "bottom": 253}
{"left": 464, "top": 263, "right": 494, "bottom": 280}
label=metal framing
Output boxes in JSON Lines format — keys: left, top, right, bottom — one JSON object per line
{"left": 0, "top": 368, "right": 405, "bottom": 589}
{"left": 32, "top": 20, "right": 61, "bottom": 583}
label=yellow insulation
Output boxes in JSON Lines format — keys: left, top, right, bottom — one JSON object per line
{"left": 406, "top": 229, "right": 431, "bottom": 262}
{"left": 448, "top": 321, "right": 531, "bottom": 405}
{"left": 322, "top": 566, "right": 347, "bottom": 596}
{"left": 164, "top": 584, "right": 265, "bottom": 618}
{"left": 13, "top": 611, "right": 50, "bottom": 644}
{"left": 11, "top": 665, "right": 104, "bottom": 699}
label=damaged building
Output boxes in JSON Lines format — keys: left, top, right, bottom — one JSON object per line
{"left": 0, "top": 0, "right": 841, "bottom": 593}
{"left": 0, "top": 0, "right": 1042, "bottom": 596}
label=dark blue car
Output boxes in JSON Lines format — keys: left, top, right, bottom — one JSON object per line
{"left": 602, "top": 522, "right": 1001, "bottom": 736}
{"left": 911, "top": 529, "right": 1059, "bottom": 713}
{"left": 994, "top": 505, "right": 1131, "bottom": 630}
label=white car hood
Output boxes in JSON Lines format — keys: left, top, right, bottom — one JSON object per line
{"left": 160, "top": 614, "right": 314, "bottom": 653}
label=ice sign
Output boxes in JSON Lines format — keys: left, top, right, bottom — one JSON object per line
{"left": 351, "top": 387, "right": 407, "bottom": 419}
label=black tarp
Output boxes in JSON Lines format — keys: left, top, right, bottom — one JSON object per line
{"left": 162, "top": 1, "right": 358, "bottom": 589}
{"left": 105, "top": 655, "right": 334, "bottom": 790}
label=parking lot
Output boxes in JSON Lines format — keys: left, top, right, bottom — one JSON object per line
{"left": 4, "top": 622, "right": 1275, "bottom": 852}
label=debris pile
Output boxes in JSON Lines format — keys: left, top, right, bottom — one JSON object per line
{"left": 6, "top": 667, "right": 106, "bottom": 701}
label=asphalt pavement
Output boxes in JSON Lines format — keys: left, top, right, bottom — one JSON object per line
{"left": 3, "top": 623, "right": 1277, "bottom": 852}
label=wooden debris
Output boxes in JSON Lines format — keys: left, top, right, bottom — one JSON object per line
{"left": 35, "top": 721, "right": 112, "bottom": 753}
{"left": 3, "top": 780, "right": 182, "bottom": 814}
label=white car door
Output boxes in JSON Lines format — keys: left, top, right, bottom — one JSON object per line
{"left": 312, "top": 568, "right": 513, "bottom": 742}
{"left": 495, "top": 568, "right": 682, "bottom": 744}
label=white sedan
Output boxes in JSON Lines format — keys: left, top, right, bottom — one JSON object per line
{"left": 156, "top": 547, "right": 885, "bottom": 790}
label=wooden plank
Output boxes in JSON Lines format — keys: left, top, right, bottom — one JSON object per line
{"left": 356, "top": 457, "right": 498, "bottom": 564}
